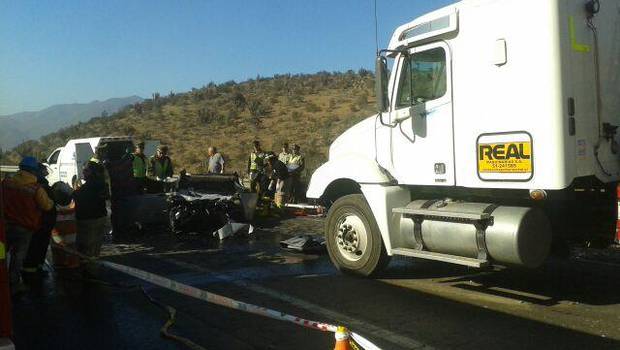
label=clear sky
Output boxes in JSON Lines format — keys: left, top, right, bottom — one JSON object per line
{"left": 0, "top": 0, "right": 455, "bottom": 115}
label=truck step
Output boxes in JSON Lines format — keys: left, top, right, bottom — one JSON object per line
{"left": 391, "top": 248, "right": 490, "bottom": 268}
{"left": 393, "top": 207, "right": 491, "bottom": 221}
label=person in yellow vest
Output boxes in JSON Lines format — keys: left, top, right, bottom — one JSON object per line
{"left": 278, "top": 142, "right": 291, "bottom": 164}
{"left": 287, "top": 144, "right": 305, "bottom": 203}
{"left": 246, "top": 140, "right": 265, "bottom": 193}
{"left": 132, "top": 142, "right": 148, "bottom": 192}
{"left": 149, "top": 145, "right": 174, "bottom": 180}
{"left": 49, "top": 183, "right": 79, "bottom": 269}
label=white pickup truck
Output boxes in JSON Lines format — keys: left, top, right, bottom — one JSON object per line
{"left": 44, "top": 137, "right": 158, "bottom": 187}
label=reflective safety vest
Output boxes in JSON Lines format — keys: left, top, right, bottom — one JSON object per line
{"left": 132, "top": 154, "right": 147, "bottom": 178}
{"left": 278, "top": 152, "right": 291, "bottom": 164}
{"left": 1, "top": 179, "right": 42, "bottom": 232}
{"left": 249, "top": 152, "right": 264, "bottom": 172}
{"left": 288, "top": 154, "right": 304, "bottom": 166}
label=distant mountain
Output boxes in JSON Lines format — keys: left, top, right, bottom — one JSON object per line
{"left": 0, "top": 96, "right": 143, "bottom": 150}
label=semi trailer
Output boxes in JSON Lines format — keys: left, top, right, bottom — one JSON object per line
{"left": 307, "top": 0, "right": 620, "bottom": 275}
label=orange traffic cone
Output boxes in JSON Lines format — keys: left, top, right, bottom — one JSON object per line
{"left": 334, "top": 326, "right": 352, "bottom": 350}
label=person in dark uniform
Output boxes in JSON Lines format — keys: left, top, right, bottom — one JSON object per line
{"left": 149, "top": 145, "right": 174, "bottom": 180}
{"left": 132, "top": 142, "right": 148, "bottom": 192}
{"left": 265, "top": 153, "right": 290, "bottom": 207}
{"left": 105, "top": 146, "right": 139, "bottom": 239}
{"left": 74, "top": 161, "right": 109, "bottom": 275}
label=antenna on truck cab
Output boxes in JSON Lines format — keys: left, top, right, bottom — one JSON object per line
{"left": 374, "top": 0, "right": 379, "bottom": 56}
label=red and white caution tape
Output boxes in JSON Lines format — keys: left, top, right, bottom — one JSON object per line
{"left": 62, "top": 245, "right": 382, "bottom": 349}
{"left": 102, "top": 260, "right": 339, "bottom": 333}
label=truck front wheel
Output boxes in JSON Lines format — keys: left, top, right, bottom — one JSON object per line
{"left": 325, "top": 194, "right": 390, "bottom": 277}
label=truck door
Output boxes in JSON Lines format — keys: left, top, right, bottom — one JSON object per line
{"left": 75, "top": 143, "right": 94, "bottom": 184}
{"left": 390, "top": 42, "right": 454, "bottom": 186}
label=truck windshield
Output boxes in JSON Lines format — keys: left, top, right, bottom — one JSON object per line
{"left": 48, "top": 149, "right": 60, "bottom": 164}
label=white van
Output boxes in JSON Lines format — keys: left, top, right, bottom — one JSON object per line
{"left": 44, "top": 137, "right": 159, "bottom": 186}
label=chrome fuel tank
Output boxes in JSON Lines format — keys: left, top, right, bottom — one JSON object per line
{"left": 401, "top": 200, "right": 551, "bottom": 268}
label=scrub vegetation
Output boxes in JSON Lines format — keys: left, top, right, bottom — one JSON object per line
{"left": 1, "top": 70, "right": 376, "bottom": 178}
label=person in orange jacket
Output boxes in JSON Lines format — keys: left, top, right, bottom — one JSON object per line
{"left": 22, "top": 163, "right": 57, "bottom": 275}
{"left": 2, "top": 156, "right": 54, "bottom": 295}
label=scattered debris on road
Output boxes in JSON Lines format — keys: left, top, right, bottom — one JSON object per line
{"left": 280, "top": 234, "right": 326, "bottom": 254}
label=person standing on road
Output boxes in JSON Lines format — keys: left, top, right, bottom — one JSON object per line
{"left": 22, "top": 163, "right": 57, "bottom": 275}
{"left": 247, "top": 140, "right": 265, "bottom": 193}
{"left": 278, "top": 142, "right": 291, "bottom": 165}
{"left": 288, "top": 144, "right": 305, "bottom": 203}
{"left": 206, "top": 146, "right": 225, "bottom": 174}
{"left": 1, "top": 156, "right": 54, "bottom": 295}
{"left": 132, "top": 142, "right": 148, "bottom": 192}
{"left": 150, "top": 145, "right": 174, "bottom": 180}
{"left": 266, "top": 154, "right": 290, "bottom": 207}
{"left": 105, "top": 146, "right": 138, "bottom": 239}
{"left": 74, "top": 161, "right": 109, "bottom": 272}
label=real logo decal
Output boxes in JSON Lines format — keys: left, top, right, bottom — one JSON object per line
{"left": 478, "top": 142, "right": 532, "bottom": 174}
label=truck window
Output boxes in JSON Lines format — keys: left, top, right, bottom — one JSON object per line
{"left": 396, "top": 47, "right": 447, "bottom": 108}
{"left": 48, "top": 149, "right": 60, "bottom": 164}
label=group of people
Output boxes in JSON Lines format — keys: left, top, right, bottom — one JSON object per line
{"left": 247, "top": 140, "right": 305, "bottom": 205}
{"left": 2, "top": 141, "right": 177, "bottom": 296}
{"left": 129, "top": 142, "right": 175, "bottom": 187}
{"left": 1, "top": 139, "right": 305, "bottom": 295}
{"left": 2, "top": 156, "right": 109, "bottom": 296}
{"left": 92, "top": 142, "right": 176, "bottom": 239}
{"left": 202, "top": 140, "right": 306, "bottom": 205}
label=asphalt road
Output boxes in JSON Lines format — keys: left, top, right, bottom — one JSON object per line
{"left": 11, "top": 216, "right": 620, "bottom": 350}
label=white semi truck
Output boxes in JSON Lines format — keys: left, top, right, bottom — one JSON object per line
{"left": 307, "top": 0, "right": 620, "bottom": 275}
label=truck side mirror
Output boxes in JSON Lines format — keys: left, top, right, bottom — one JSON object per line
{"left": 375, "top": 56, "right": 389, "bottom": 113}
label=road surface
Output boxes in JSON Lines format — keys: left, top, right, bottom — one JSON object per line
{"left": 11, "top": 216, "right": 620, "bottom": 349}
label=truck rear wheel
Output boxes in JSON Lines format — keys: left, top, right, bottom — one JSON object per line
{"left": 325, "top": 194, "right": 390, "bottom": 277}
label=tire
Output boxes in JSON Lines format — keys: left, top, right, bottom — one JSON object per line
{"left": 325, "top": 194, "right": 390, "bottom": 277}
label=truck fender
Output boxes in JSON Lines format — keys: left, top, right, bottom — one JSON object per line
{"left": 306, "top": 155, "right": 393, "bottom": 200}
{"left": 359, "top": 184, "right": 411, "bottom": 255}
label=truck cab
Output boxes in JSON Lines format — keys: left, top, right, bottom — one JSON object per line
{"left": 307, "top": 0, "right": 620, "bottom": 276}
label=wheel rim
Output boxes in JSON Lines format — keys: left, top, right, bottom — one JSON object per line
{"left": 335, "top": 214, "right": 368, "bottom": 262}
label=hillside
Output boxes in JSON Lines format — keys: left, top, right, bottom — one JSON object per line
{"left": 0, "top": 96, "right": 143, "bottom": 150}
{"left": 1, "top": 71, "right": 376, "bottom": 179}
